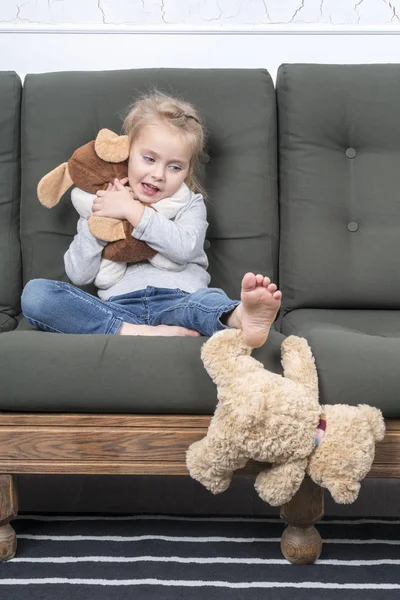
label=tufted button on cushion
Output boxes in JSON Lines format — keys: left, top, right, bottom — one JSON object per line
{"left": 347, "top": 221, "right": 359, "bottom": 232}
{"left": 345, "top": 147, "right": 357, "bottom": 159}
{"left": 278, "top": 64, "right": 400, "bottom": 312}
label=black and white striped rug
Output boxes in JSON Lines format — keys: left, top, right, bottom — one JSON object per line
{"left": 1, "top": 515, "right": 400, "bottom": 599}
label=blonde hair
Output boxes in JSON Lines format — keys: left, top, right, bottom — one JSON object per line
{"left": 123, "top": 90, "right": 207, "bottom": 198}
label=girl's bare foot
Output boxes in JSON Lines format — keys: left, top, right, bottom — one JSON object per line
{"left": 226, "top": 272, "right": 282, "bottom": 348}
{"left": 119, "top": 323, "right": 201, "bottom": 337}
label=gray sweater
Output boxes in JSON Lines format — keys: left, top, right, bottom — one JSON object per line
{"left": 64, "top": 192, "right": 211, "bottom": 300}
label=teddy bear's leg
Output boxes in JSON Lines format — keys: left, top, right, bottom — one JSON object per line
{"left": 280, "top": 336, "right": 318, "bottom": 390}
{"left": 254, "top": 459, "right": 307, "bottom": 507}
{"left": 186, "top": 438, "right": 247, "bottom": 495}
{"left": 280, "top": 476, "right": 324, "bottom": 565}
{"left": 200, "top": 329, "right": 265, "bottom": 390}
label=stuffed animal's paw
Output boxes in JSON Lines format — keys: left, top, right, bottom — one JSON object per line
{"left": 88, "top": 215, "right": 126, "bottom": 242}
{"left": 322, "top": 478, "right": 361, "bottom": 504}
{"left": 254, "top": 460, "right": 307, "bottom": 506}
{"left": 186, "top": 440, "right": 233, "bottom": 494}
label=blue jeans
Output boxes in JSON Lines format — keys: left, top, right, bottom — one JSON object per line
{"left": 21, "top": 279, "right": 240, "bottom": 336}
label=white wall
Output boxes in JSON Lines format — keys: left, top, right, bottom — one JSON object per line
{"left": 3, "top": 0, "right": 400, "bottom": 26}
{"left": 2, "top": 1, "right": 400, "bottom": 80}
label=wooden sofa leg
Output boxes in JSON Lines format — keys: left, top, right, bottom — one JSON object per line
{"left": 0, "top": 475, "right": 18, "bottom": 561}
{"left": 280, "top": 476, "right": 323, "bottom": 565}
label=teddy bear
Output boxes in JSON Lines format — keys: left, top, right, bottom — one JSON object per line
{"left": 37, "top": 129, "right": 191, "bottom": 289}
{"left": 186, "top": 329, "right": 385, "bottom": 506}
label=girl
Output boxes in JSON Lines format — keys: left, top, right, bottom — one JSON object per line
{"left": 21, "top": 92, "right": 281, "bottom": 348}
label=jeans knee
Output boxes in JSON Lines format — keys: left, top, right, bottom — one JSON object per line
{"left": 21, "top": 278, "right": 59, "bottom": 320}
{"left": 190, "top": 287, "right": 230, "bottom": 306}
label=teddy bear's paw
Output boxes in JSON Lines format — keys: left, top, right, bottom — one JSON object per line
{"left": 186, "top": 441, "right": 233, "bottom": 494}
{"left": 190, "top": 473, "right": 232, "bottom": 495}
{"left": 187, "top": 463, "right": 232, "bottom": 495}
{"left": 201, "top": 329, "right": 250, "bottom": 369}
{"left": 189, "top": 469, "right": 230, "bottom": 494}
{"left": 203, "top": 328, "right": 243, "bottom": 347}
{"left": 254, "top": 470, "right": 296, "bottom": 507}
{"left": 255, "top": 461, "right": 307, "bottom": 507}
{"left": 324, "top": 478, "right": 361, "bottom": 504}
{"left": 281, "top": 335, "right": 307, "bottom": 351}
{"left": 280, "top": 336, "right": 319, "bottom": 390}
{"left": 207, "top": 476, "right": 232, "bottom": 495}
{"left": 255, "top": 487, "right": 294, "bottom": 507}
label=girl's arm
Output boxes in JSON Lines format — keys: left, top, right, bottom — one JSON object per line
{"left": 132, "top": 193, "right": 208, "bottom": 264}
{"left": 64, "top": 217, "right": 107, "bottom": 285}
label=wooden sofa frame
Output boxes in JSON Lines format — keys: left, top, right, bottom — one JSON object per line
{"left": 0, "top": 413, "right": 398, "bottom": 564}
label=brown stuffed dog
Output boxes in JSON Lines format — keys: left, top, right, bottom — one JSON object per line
{"left": 37, "top": 129, "right": 156, "bottom": 264}
{"left": 187, "top": 329, "right": 385, "bottom": 506}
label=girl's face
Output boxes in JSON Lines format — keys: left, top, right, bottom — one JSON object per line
{"left": 128, "top": 123, "right": 193, "bottom": 204}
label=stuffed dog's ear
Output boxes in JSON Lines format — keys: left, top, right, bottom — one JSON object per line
{"left": 94, "top": 129, "right": 130, "bottom": 163}
{"left": 88, "top": 215, "right": 126, "bottom": 242}
{"left": 37, "top": 163, "right": 74, "bottom": 208}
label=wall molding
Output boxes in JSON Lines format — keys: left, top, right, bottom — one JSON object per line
{"left": 4, "top": 25, "right": 400, "bottom": 80}
{"left": 1, "top": 24, "right": 400, "bottom": 35}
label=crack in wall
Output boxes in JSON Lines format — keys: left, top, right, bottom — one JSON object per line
{"left": 203, "top": 0, "right": 223, "bottom": 22}
{"left": 203, "top": 12, "right": 223, "bottom": 22}
{"left": 354, "top": 0, "right": 364, "bottom": 23}
{"left": 160, "top": 0, "right": 168, "bottom": 24}
{"left": 4, "top": 0, "right": 400, "bottom": 27}
{"left": 262, "top": 0, "right": 271, "bottom": 21}
{"left": 140, "top": 0, "right": 152, "bottom": 13}
{"left": 97, "top": 0, "right": 106, "bottom": 24}
{"left": 15, "top": 1, "right": 38, "bottom": 23}
{"left": 386, "top": 0, "right": 400, "bottom": 21}
{"left": 225, "top": 4, "right": 243, "bottom": 21}
{"left": 290, "top": 0, "right": 305, "bottom": 23}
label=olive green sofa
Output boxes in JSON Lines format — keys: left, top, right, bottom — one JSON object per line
{"left": 0, "top": 65, "right": 399, "bottom": 565}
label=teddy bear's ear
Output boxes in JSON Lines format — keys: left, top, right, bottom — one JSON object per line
{"left": 358, "top": 404, "right": 386, "bottom": 442}
{"left": 94, "top": 129, "right": 130, "bottom": 163}
{"left": 37, "top": 162, "right": 73, "bottom": 208}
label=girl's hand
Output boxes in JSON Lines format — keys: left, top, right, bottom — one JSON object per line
{"left": 105, "top": 177, "right": 130, "bottom": 193}
{"left": 92, "top": 178, "right": 144, "bottom": 225}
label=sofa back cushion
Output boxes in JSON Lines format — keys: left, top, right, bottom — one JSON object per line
{"left": 278, "top": 64, "right": 400, "bottom": 311}
{"left": 0, "top": 71, "right": 21, "bottom": 332}
{"left": 20, "top": 69, "right": 278, "bottom": 299}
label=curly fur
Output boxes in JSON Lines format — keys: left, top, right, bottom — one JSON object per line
{"left": 187, "top": 329, "right": 385, "bottom": 506}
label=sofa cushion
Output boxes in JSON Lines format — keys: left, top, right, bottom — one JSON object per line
{"left": 0, "top": 313, "right": 16, "bottom": 333}
{"left": 0, "top": 326, "right": 284, "bottom": 413}
{"left": 21, "top": 68, "right": 278, "bottom": 300}
{"left": 0, "top": 71, "right": 22, "bottom": 332}
{"left": 277, "top": 64, "right": 400, "bottom": 312}
{"left": 10, "top": 68, "right": 281, "bottom": 413}
{"left": 282, "top": 309, "right": 400, "bottom": 417}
